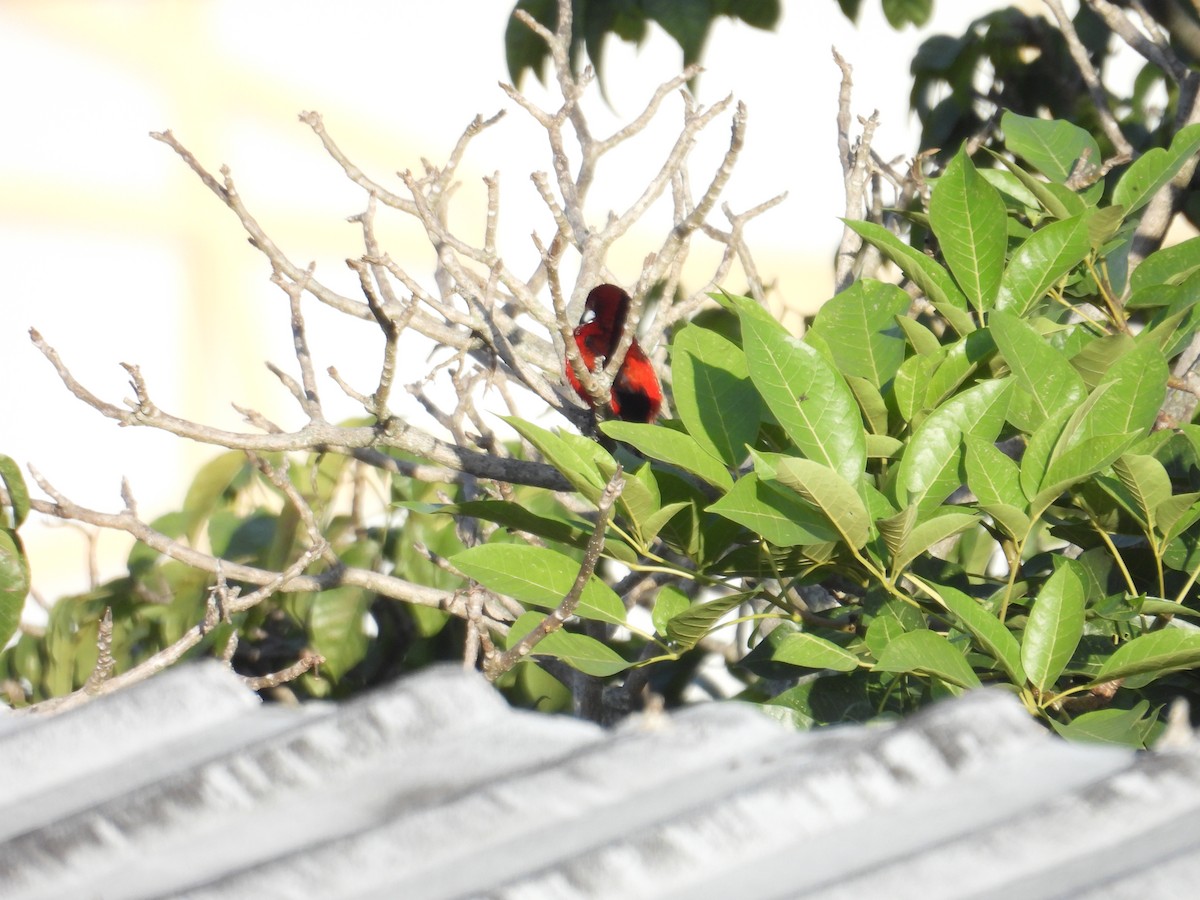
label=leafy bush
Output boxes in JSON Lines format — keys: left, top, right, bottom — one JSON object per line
{"left": 3, "top": 3, "right": 1200, "bottom": 745}
{"left": 428, "top": 115, "right": 1200, "bottom": 746}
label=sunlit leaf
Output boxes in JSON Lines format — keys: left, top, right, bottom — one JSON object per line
{"left": 708, "top": 473, "right": 839, "bottom": 547}
{"left": 772, "top": 457, "right": 870, "bottom": 549}
{"left": 772, "top": 632, "right": 860, "bottom": 672}
{"left": 808, "top": 279, "right": 910, "bottom": 387}
{"left": 933, "top": 582, "right": 1025, "bottom": 683}
{"left": 874, "top": 629, "right": 982, "bottom": 690}
{"left": 895, "top": 378, "right": 1013, "bottom": 512}
{"left": 601, "top": 421, "right": 733, "bottom": 490}
{"left": 452, "top": 544, "right": 627, "bottom": 625}
{"left": 507, "top": 611, "right": 631, "bottom": 676}
{"left": 1002, "top": 111, "right": 1101, "bottom": 184}
{"left": 929, "top": 146, "right": 1007, "bottom": 312}
{"left": 1094, "top": 629, "right": 1200, "bottom": 683}
{"left": 1021, "top": 559, "right": 1087, "bottom": 693}
{"left": 733, "top": 295, "right": 866, "bottom": 483}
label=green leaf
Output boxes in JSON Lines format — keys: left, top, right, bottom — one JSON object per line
{"left": 503, "top": 416, "right": 606, "bottom": 501}
{"left": 451, "top": 544, "right": 627, "bottom": 625}
{"left": 964, "top": 434, "right": 1025, "bottom": 508}
{"left": 881, "top": 0, "right": 932, "bottom": 27}
{"left": 708, "top": 473, "right": 838, "bottom": 547}
{"left": 895, "top": 378, "right": 1013, "bottom": 512}
{"left": 896, "top": 315, "right": 941, "bottom": 356}
{"left": 866, "top": 434, "right": 904, "bottom": 459}
{"left": 1140, "top": 599, "right": 1200, "bottom": 619}
{"left": 638, "top": 501, "right": 690, "bottom": 545}
{"left": 772, "top": 632, "right": 860, "bottom": 672}
{"left": 0, "top": 455, "right": 29, "bottom": 529}
{"left": 1002, "top": 111, "right": 1101, "bottom": 184}
{"left": 671, "top": 325, "right": 762, "bottom": 467}
{"left": 981, "top": 167, "right": 1044, "bottom": 209}
{"left": 876, "top": 504, "right": 917, "bottom": 558}
{"left": 865, "top": 609, "right": 909, "bottom": 658}
{"left": 1094, "top": 629, "right": 1200, "bottom": 683}
{"left": 934, "top": 583, "right": 1025, "bottom": 683}
{"left": 1050, "top": 702, "right": 1154, "bottom": 748}
{"left": 652, "top": 585, "right": 690, "bottom": 636}
{"left": 507, "top": 612, "right": 631, "bottom": 677}
{"left": 892, "top": 512, "right": 979, "bottom": 576}
{"left": 309, "top": 583, "right": 373, "bottom": 680}
{"left": 995, "top": 215, "right": 1093, "bottom": 314}
{"left": 645, "top": 0, "right": 712, "bottom": 67}
{"left": 734, "top": 296, "right": 866, "bottom": 483}
{"left": 1021, "top": 560, "right": 1087, "bottom": 693}
{"left": 1112, "top": 454, "right": 1172, "bottom": 532}
{"left": 505, "top": 0, "right": 555, "bottom": 85}
{"left": 408, "top": 499, "right": 587, "bottom": 548}
{"left": 808, "top": 279, "right": 910, "bottom": 387}
{"left": 665, "top": 592, "right": 748, "bottom": 650}
{"left": 893, "top": 352, "right": 938, "bottom": 424}
{"left": 1131, "top": 235, "right": 1200, "bottom": 294}
{"left": 772, "top": 458, "right": 870, "bottom": 549}
{"left": 597, "top": 457, "right": 659, "bottom": 535}
{"left": 923, "top": 329, "right": 996, "bottom": 409}
{"left": 0, "top": 529, "right": 28, "bottom": 650}
{"left": 980, "top": 503, "right": 1032, "bottom": 541}
{"left": 181, "top": 451, "right": 249, "bottom": 541}
{"left": 929, "top": 146, "right": 1008, "bottom": 312}
{"left": 846, "top": 375, "right": 891, "bottom": 435}
{"left": 1157, "top": 491, "right": 1200, "bottom": 543}
{"left": 727, "top": 0, "right": 781, "bottom": 30}
{"left": 874, "top": 629, "right": 982, "bottom": 690}
{"left": 1070, "top": 332, "right": 1136, "bottom": 391}
{"left": 986, "top": 151, "right": 1075, "bottom": 220}
{"left": 989, "top": 308, "right": 1087, "bottom": 430}
{"left": 844, "top": 220, "right": 975, "bottom": 335}
{"left": 1040, "top": 343, "right": 1167, "bottom": 492}
{"left": 600, "top": 421, "right": 733, "bottom": 491}
{"left": 836, "top": 0, "right": 864, "bottom": 22}
{"left": 1113, "top": 123, "right": 1200, "bottom": 215}
{"left": 1086, "top": 205, "right": 1127, "bottom": 249}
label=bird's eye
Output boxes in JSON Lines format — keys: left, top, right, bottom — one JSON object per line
{"left": 581, "top": 308, "right": 597, "bottom": 325}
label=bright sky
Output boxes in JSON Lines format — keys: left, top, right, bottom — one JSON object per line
{"left": 1, "top": 0, "right": 1032, "bottom": 599}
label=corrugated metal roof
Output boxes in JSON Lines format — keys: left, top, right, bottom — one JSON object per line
{"left": 0, "top": 661, "right": 1197, "bottom": 899}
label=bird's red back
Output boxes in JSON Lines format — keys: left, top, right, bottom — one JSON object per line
{"left": 565, "top": 284, "right": 662, "bottom": 423}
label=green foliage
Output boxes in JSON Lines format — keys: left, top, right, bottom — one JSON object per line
{"left": 409, "top": 114, "right": 1200, "bottom": 747}
{"left": 5, "top": 0, "right": 1200, "bottom": 747}
{"left": 0, "top": 455, "right": 29, "bottom": 652}
{"left": 0, "top": 448, "right": 479, "bottom": 705}
{"left": 506, "top": 0, "right": 780, "bottom": 88}
{"left": 505, "top": 0, "right": 931, "bottom": 89}
{"left": 911, "top": 6, "right": 1200, "bottom": 229}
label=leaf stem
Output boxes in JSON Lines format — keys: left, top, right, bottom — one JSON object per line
{"left": 1088, "top": 515, "right": 1139, "bottom": 596}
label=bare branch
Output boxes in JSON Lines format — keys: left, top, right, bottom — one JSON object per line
{"left": 25, "top": 465, "right": 457, "bottom": 614}
{"left": 1043, "top": 0, "right": 1135, "bottom": 163}
{"left": 30, "top": 329, "right": 570, "bottom": 490}
{"left": 241, "top": 651, "right": 325, "bottom": 692}
{"left": 82, "top": 608, "right": 115, "bottom": 695}
{"left": 299, "top": 111, "right": 416, "bottom": 213}
{"left": 832, "top": 49, "right": 881, "bottom": 294}
{"left": 1086, "top": 0, "right": 1191, "bottom": 83}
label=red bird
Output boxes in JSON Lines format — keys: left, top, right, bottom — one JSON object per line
{"left": 565, "top": 284, "right": 663, "bottom": 423}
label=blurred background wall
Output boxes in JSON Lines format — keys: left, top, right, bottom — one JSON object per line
{"left": 1, "top": 0, "right": 1032, "bottom": 601}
